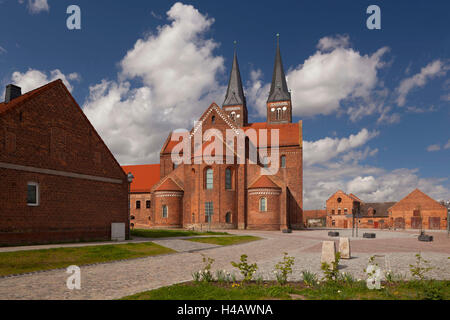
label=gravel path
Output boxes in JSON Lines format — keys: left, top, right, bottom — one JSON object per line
{"left": 0, "top": 229, "right": 449, "bottom": 300}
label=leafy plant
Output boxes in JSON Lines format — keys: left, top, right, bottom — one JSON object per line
{"left": 321, "top": 252, "right": 341, "bottom": 282}
{"left": 409, "top": 254, "right": 433, "bottom": 281}
{"left": 339, "top": 272, "right": 356, "bottom": 284}
{"left": 192, "top": 254, "right": 215, "bottom": 283}
{"left": 273, "top": 253, "right": 295, "bottom": 285}
{"left": 215, "top": 270, "right": 232, "bottom": 283}
{"left": 192, "top": 271, "right": 202, "bottom": 283}
{"left": 231, "top": 254, "right": 258, "bottom": 283}
{"left": 302, "top": 270, "right": 318, "bottom": 287}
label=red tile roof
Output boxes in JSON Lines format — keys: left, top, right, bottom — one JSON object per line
{"left": 244, "top": 122, "right": 301, "bottom": 147}
{"left": 249, "top": 175, "right": 281, "bottom": 189}
{"left": 155, "top": 178, "right": 183, "bottom": 192}
{"left": 121, "top": 164, "right": 160, "bottom": 193}
{"left": 348, "top": 193, "right": 362, "bottom": 203}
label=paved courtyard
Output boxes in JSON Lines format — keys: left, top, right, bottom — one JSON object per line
{"left": 0, "top": 229, "right": 449, "bottom": 300}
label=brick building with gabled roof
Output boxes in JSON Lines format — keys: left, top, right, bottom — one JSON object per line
{"left": 389, "top": 189, "right": 448, "bottom": 230}
{"left": 325, "top": 189, "right": 447, "bottom": 230}
{"left": 0, "top": 80, "right": 129, "bottom": 245}
{"left": 126, "top": 40, "right": 303, "bottom": 231}
{"left": 121, "top": 164, "right": 160, "bottom": 228}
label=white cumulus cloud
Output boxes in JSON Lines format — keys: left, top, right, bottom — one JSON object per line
{"left": 10, "top": 68, "right": 80, "bottom": 93}
{"left": 18, "top": 0, "right": 49, "bottom": 14}
{"left": 83, "top": 2, "right": 226, "bottom": 165}
{"left": 303, "top": 128, "right": 379, "bottom": 166}
{"left": 396, "top": 60, "right": 449, "bottom": 106}
{"left": 248, "top": 35, "right": 389, "bottom": 118}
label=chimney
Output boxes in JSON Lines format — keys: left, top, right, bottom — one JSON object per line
{"left": 5, "top": 84, "right": 22, "bottom": 103}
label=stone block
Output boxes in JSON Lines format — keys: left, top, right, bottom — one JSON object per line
{"left": 418, "top": 234, "right": 433, "bottom": 242}
{"left": 328, "top": 231, "right": 340, "bottom": 237}
{"left": 321, "top": 241, "right": 336, "bottom": 265}
{"left": 363, "top": 233, "right": 376, "bottom": 239}
{"left": 339, "top": 237, "right": 351, "bottom": 259}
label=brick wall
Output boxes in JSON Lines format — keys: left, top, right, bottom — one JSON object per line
{"left": 0, "top": 81, "right": 128, "bottom": 245}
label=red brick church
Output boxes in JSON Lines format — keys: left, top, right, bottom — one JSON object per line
{"left": 124, "top": 41, "right": 303, "bottom": 231}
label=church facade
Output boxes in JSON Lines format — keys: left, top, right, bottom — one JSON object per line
{"left": 126, "top": 41, "right": 303, "bottom": 231}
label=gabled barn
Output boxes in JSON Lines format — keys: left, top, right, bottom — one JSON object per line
{"left": 0, "top": 80, "right": 129, "bottom": 245}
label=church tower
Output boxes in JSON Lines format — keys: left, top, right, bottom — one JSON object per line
{"left": 267, "top": 35, "right": 292, "bottom": 124}
{"left": 223, "top": 50, "right": 248, "bottom": 127}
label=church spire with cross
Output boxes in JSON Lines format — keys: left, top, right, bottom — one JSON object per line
{"left": 223, "top": 42, "right": 248, "bottom": 127}
{"left": 267, "top": 34, "right": 292, "bottom": 124}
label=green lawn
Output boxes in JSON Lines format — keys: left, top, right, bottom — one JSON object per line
{"left": 0, "top": 242, "right": 175, "bottom": 277}
{"left": 187, "top": 236, "right": 262, "bottom": 246}
{"left": 131, "top": 229, "right": 229, "bottom": 239}
{"left": 122, "top": 280, "right": 450, "bottom": 300}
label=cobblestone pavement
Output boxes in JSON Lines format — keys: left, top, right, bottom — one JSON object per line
{"left": 151, "top": 239, "right": 219, "bottom": 252}
{"left": 0, "top": 229, "right": 449, "bottom": 300}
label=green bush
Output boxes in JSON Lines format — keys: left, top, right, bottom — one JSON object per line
{"left": 274, "top": 253, "right": 295, "bottom": 285}
{"left": 321, "top": 252, "right": 341, "bottom": 282}
{"left": 231, "top": 254, "right": 258, "bottom": 283}
{"left": 409, "top": 254, "right": 433, "bottom": 281}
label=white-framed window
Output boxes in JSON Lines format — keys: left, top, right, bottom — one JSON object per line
{"left": 27, "top": 182, "right": 39, "bottom": 206}
{"left": 205, "top": 202, "right": 214, "bottom": 222}
{"left": 162, "top": 205, "right": 168, "bottom": 218}
{"left": 205, "top": 168, "right": 214, "bottom": 190}
{"left": 259, "top": 197, "right": 267, "bottom": 212}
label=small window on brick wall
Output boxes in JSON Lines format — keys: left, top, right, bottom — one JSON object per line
{"left": 146, "top": 200, "right": 151, "bottom": 209}
{"left": 27, "top": 182, "right": 39, "bottom": 206}
{"left": 136, "top": 201, "right": 141, "bottom": 209}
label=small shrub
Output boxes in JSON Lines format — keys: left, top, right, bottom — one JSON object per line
{"left": 321, "top": 252, "right": 341, "bottom": 282}
{"left": 231, "top": 254, "right": 258, "bottom": 283}
{"left": 302, "top": 270, "right": 318, "bottom": 287}
{"left": 192, "top": 254, "right": 215, "bottom": 283}
{"left": 273, "top": 253, "right": 295, "bottom": 285}
{"left": 409, "top": 254, "right": 433, "bottom": 281}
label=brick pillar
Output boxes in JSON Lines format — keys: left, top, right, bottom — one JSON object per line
{"left": 237, "top": 164, "right": 246, "bottom": 229}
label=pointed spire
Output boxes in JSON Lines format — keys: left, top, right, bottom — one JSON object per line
{"left": 268, "top": 34, "right": 291, "bottom": 103}
{"left": 223, "top": 46, "right": 246, "bottom": 107}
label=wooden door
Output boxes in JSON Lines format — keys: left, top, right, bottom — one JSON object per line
{"left": 429, "top": 217, "right": 441, "bottom": 230}
{"left": 411, "top": 217, "right": 422, "bottom": 229}
{"left": 394, "top": 218, "right": 405, "bottom": 229}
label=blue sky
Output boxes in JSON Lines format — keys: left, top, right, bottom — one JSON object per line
{"left": 0, "top": 0, "right": 449, "bottom": 208}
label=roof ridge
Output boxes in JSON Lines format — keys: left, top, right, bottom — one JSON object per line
{"left": 0, "top": 79, "right": 62, "bottom": 115}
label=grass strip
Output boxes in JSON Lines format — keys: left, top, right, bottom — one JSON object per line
{"left": 0, "top": 242, "right": 175, "bottom": 277}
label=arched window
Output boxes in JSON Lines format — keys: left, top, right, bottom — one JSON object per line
{"left": 280, "top": 155, "right": 286, "bottom": 168}
{"left": 259, "top": 197, "right": 267, "bottom": 212}
{"left": 276, "top": 108, "right": 282, "bottom": 120}
{"left": 230, "top": 112, "right": 236, "bottom": 121}
{"left": 225, "top": 212, "right": 232, "bottom": 224}
{"left": 205, "top": 168, "right": 213, "bottom": 190}
{"left": 212, "top": 116, "right": 216, "bottom": 124}
{"left": 225, "top": 168, "right": 232, "bottom": 190}
{"left": 162, "top": 205, "right": 168, "bottom": 218}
